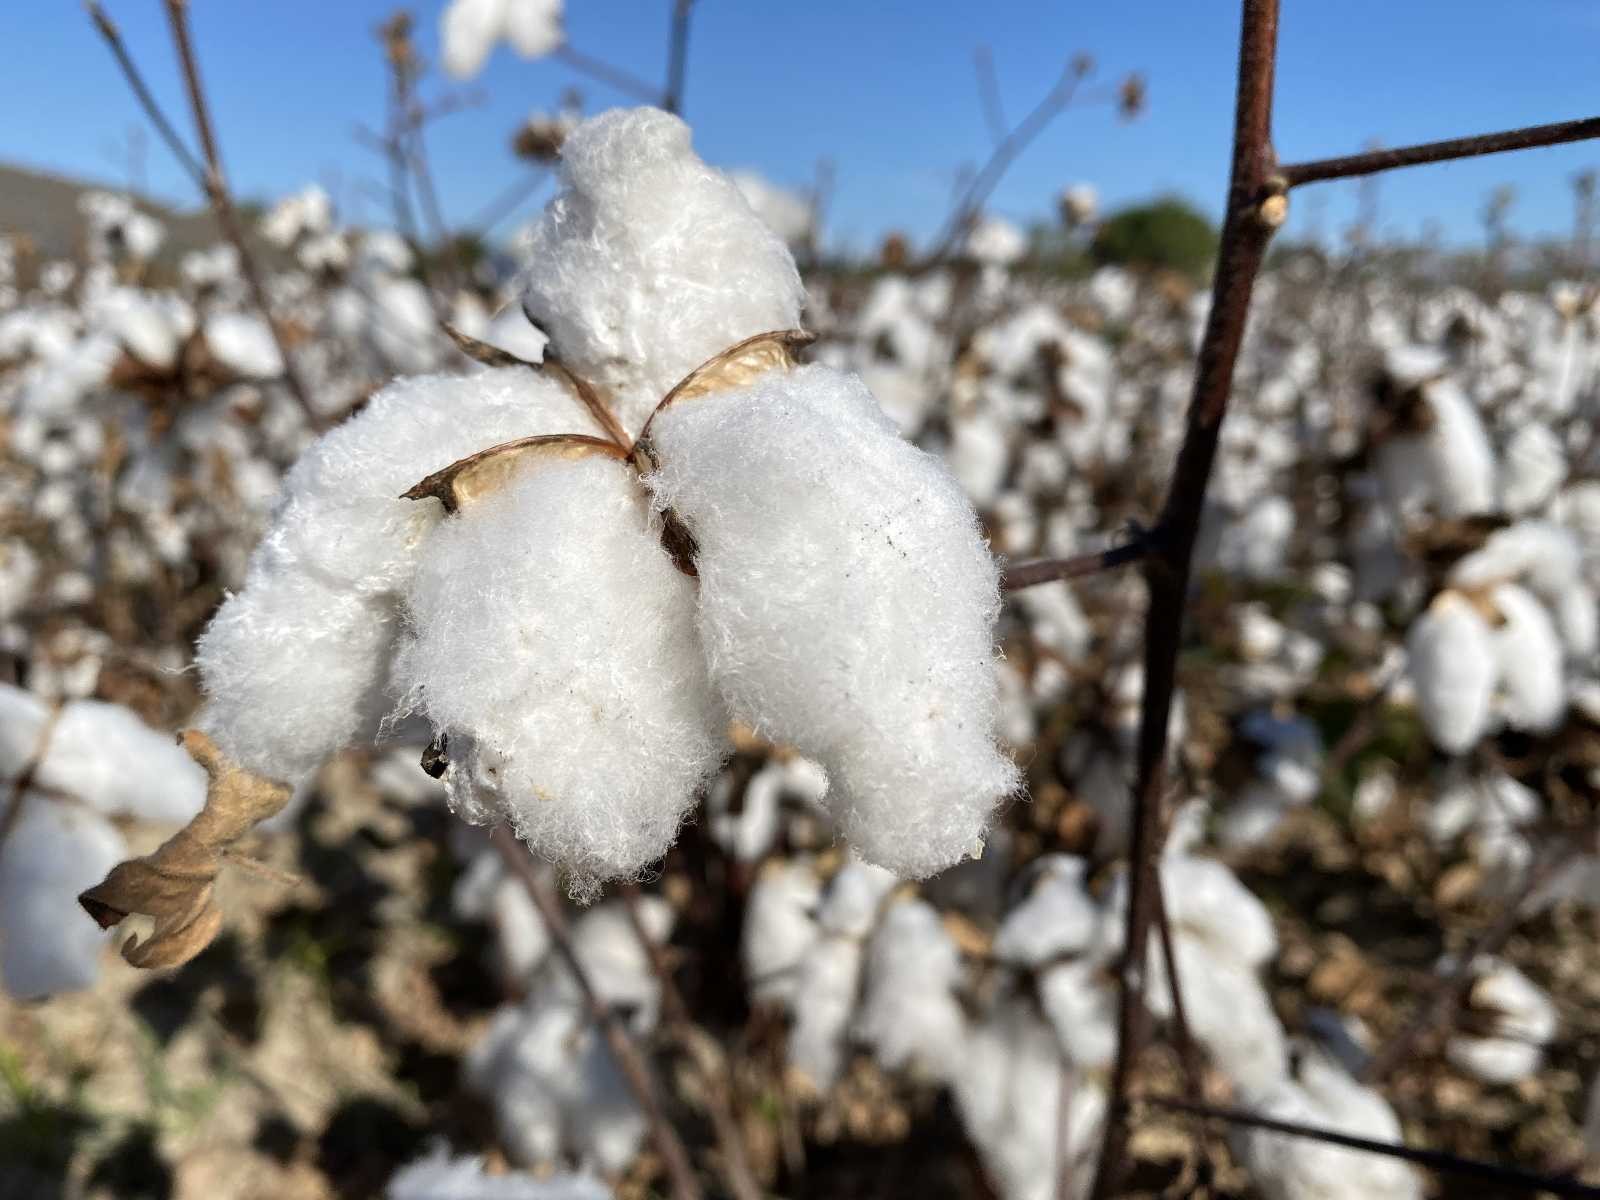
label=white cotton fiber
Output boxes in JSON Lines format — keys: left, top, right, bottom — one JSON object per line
{"left": 993, "top": 856, "right": 1101, "bottom": 967}
{"left": 387, "top": 1147, "right": 609, "bottom": 1200}
{"left": 955, "top": 1000, "right": 1103, "bottom": 1200}
{"left": 787, "top": 934, "right": 863, "bottom": 1091}
{"left": 519, "top": 108, "right": 805, "bottom": 437}
{"left": 196, "top": 367, "right": 599, "bottom": 782}
{"left": 546, "top": 897, "right": 673, "bottom": 1031}
{"left": 1500, "top": 422, "right": 1565, "bottom": 514}
{"left": 1488, "top": 583, "right": 1566, "bottom": 734}
{"left": 1405, "top": 591, "right": 1497, "bottom": 754}
{"left": 0, "top": 794, "right": 124, "bottom": 998}
{"left": 442, "top": 0, "right": 562, "bottom": 81}
{"left": 204, "top": 312, "right": 283, "bottom": 379}
{"left": 394, "top": 456, "right": 726, "bottom": 894}
{"left": 743, "top": 859, "right": 821, "bottom": 1005}
{"left": 1037, "top": 960, "right": 1118, "bottom": 1071}
{"left": 647, "top": 364, "right": 1019, "bottom": 879}
{"left": 1444, "top": 956, "right": 1557, "bottom": 1085}
{"left": 1238, "top": 1051, "right": 1419, "bottom": 1200}
{"left": 854, "top": 898, "right": 967, "bottom": 1081}
{"left": 34, "top": 699, "right": 204, "bottom": 824}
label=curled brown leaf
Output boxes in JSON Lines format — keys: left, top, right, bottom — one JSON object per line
{"left": 77, "top": 729, "right": 291, "bottom": 969}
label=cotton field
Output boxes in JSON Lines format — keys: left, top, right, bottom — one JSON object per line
{"left": 6, "top": 3, "right": 1600, "bottom": 1199}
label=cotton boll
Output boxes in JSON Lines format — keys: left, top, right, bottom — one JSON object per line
{"left": 964, "top": 216, "right": 1027, "bottom": 267}
{"left": 96, "top": 287, "right": 191, "bottom": 368}
{"left": 1422, "top": 382, "right": 1497, "bottom": 518}
{"left": 955, "top": 1000, "right": 1103, "bottom": 1200}
{"left": 260, "top": 186, "right": 333, "bottom": 248}
{"left": 1149, "top": 934, "right": 1288, "bottom": 1096}
{"left": 204, "top": 312, "right": 283, "bottom": 379}
{"left": 948, "top": 413, "right": 1012, "bottom": 506}
{"left": 519, "top": 108, "right": 804, "bottom": 436}
{"left": 993, "top": 856, "right": 1100, "bottom": 967}
{"left": 1015, "top": 584, "right": 1091, "bottom": 660}
{"left": 1037, "top": 960, "right": 1118, "bottom": 1070}
{"left": 1449, "top": 519, "right": 1582, "bottom": 600}
{"left": 386, "top": 1147, "right": 609, "bottom": 1200}
{"left": 1239, "top": 1051, "right": 1420, "bottom": 1200}
{"left": 36, "top": 699, "right": 205, "bottom": 824}
{"left": 1444, "top": 957, "right": 1557, "bottom": 1085}
{"left": 196, "top": 367, "right": 597, "bottom": 783}
{"left": 854, "top": 898, "right": 967, "bottom": 1081}
{"left": 1160, "top": 853, "right": 1277, "bottom": 968}
{"left": 396, "top": 456, "right": 725, "bottom": 893}
{"left": 647, "top": 364, "right": 1019, "bottom": 879}
{"left": 1405, "top": 592, "right": 1497, "bottom": 754}
{"left": 1489, "top": 583, "right": 1566, "bottom": 734}
{"left": 1500, "top": 422, "right": 1565, "bottom": 514}
{"left": 0, "top": 795, "right": 124, "bottom": 998}
{"left": 743, "top": 859, "right": 821, "bottom": 1005}
{"left": 787, "top": 933, "right": 863, "bottom": 1091}
{"left": 547, "top": 897, "right": 673, "bottom": 1031}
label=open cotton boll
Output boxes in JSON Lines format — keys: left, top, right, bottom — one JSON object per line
{"left": 203, "top": 312, "right": 283, "bottom": 379}
{"left": 442, "top": 0, "right": 562, "bottom": 80}
{"left": 854, "top": 898, "right": 967, "bottom": 1081}
{"left": 1500, "top": 422, "right": 1565, "bottom": 514}
{"left": 1159, "top": 853, "right": 1278, "bottom": 968}
{"left": 1488, "top": 583, "right": 1566, "bottom": 734}
{"left": 1405, "top": 591, "right": 1497, "bottom": 754}
{"left": 743, "top": 859, "right": 821, "bottom": 1005}
{"left": 1238, "top": 1052, "right": 1419, "bottom": 1200}
{"left": 95, "top": 286, "right": 191, "bottom": 369}
{"left": 196, "top": 367, "right": 597, "bottom": 782}
{"left": 1038, "top": 960, "right": 1118, "bottom": 1070}
{"left": 36, "top": 699, "right": 205, "bottom": 824}
{"left": 395, "top": 456, "right": 725, "bottom": 895}
{"left": 786, "top": 933, "right": 863, "bottom": 1091}
{"left": 648, "top": 364, "right": 1019, "bottom": 878}
{"left": 519, "top": 108, "right": 804, "bottom": 437}
{"left": 948, "top": 414, "right": 1012, "bottom": 507}
{"left": 955, "top": 1000, "right": 1104, "bottom": 1200}
{"left": 0, "top": 795, "right": 124, "bottom": 998}
{"left": 993, "top": 856, "right": 1101, "bottom": 967}
{"left": 1150, "top": 935, "right": 1288, "bottom": 1096}
{"left": 386, "top": 1147, "right": 609, "bottom": 1200}
{"left": 1421, "top": 382, "right": 1498, "bottom": 518}
{"left": 1444, "top": 956, "right": 1557, "bottom": 1085}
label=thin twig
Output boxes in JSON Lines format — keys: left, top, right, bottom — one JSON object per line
{"left": 663, "top": 0, "right": 695, "bottom": 116}
{"left": 1139, "top": 1094, "right": 1600, "bottom": 1198}
{"left": 490, "top": 829, "right": 703, "bottom": 1200}
{"left": 554, "top": 43, "right": 664, "bottom": 104}
{"left": 85, "top": 3, "right": 206, "bottom": 187}
{"left": 159, "top": 0, "right": 321, "bottom": 427}
{"left": 1280, "top": 115, "right": 1600, "bottom": 188}
{"left": 1360, "top": 837, "right": 1582, "bottom": 1083}
{"left": 619, "top": 886, "right": 763, "bottom": 1200}
{"left": 974, "top": 46, "right": 1008, "bottom": 146}
{"left": 1088, "top": 3, "right": 1283, "bottom": 1195}
{"left": 1000, "top": 536, "right": 1153, "bottom": 592}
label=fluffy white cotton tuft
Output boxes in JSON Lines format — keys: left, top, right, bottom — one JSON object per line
{"left": 196, "top": 367, "right": 598, "bottom": 782}
{"left": 647, "top": 364, "right": 1019, "bottom": 878}
{"left": 394, "top": 455, "right": 726, "bottom": 894}
{"left": 0, "top": 795, "right": 124, "bottom": 998}
{"left": 1405, "top": 591, "right": 1497, "bottom": 754}
{"left": 854, "top": 898, "right": 967, "bottom": 1081}
{"left": 743, "top": 859, "right": 821, "bottom": 1005}
{"left": 1444, "top": 956, "right": 1557, "bottom": 1084}
{"left": 1488, "top": 583, "right": 1566, "bottom": 734}
{"left": 442, "top": 0, "right": 563, "bottom": 80}
{"left": 992, "top": 856, "right": 1101, "bottom": 966}
{"left": 519, "top": 108, "right": 805, "bottom": 436}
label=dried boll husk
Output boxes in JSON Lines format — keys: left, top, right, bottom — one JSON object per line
{"left": 393, "top": 452, "right": 726, "bottom": 898}
{"left": 647, "top": 362, "right": 1020, "bottom": 879}
{"left": 195, "top": 367, "right": 599, "bottom": 783}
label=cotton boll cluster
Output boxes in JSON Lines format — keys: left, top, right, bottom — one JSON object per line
{"left": 1439, "top": 955, "right": 1557, "bottom": 1085}
{"left": 442, "top": 0, "right": 564, "bottom": 80}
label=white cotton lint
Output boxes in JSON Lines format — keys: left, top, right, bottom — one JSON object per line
{"left": 992, "top": 855, "right": 1100, "bottom": 967}
{"left": 519, "top": 108, "right": 804, "bottom": 438}
{"left": 1488, "top": 583, "right": 1566, "bottom": 734}
{"left": 395, "top": 455, "right": 725, "bottom": 896}
{"left": 386, "top": 1146, "right": 609, "bottom": 1200}
{"left": 854, "top": 898, "right": 967, "bottom": 1081}
{"left": 196, "top": 366, "right": 599, "bottom": 783}
{"left": 647, "top": 363, "right": 1020, "bottom": 879}
{"left": 786, "top": 933, "right": 862, "bottom": 1092}
{"left": 743, "top": 859, "right": 821, "bottom": 1006}
{"left": 1405, "top": 591, "right": 1498, "bottom": 754}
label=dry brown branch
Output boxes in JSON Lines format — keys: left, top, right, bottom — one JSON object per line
{"left": 1000, "top": 535, "right": 1153, "bottom": 592}
{"left": 1280, "top": 115, "right": 1600, "bottom": 188}
{"left": 78, "top": 730, "right": 291, "bottom": 969}
{"left": 489, "top": 827, "right": 703, "bottom": 1200}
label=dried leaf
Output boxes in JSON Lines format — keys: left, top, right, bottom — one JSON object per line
{"left": 78, "top": 730, "right": 291, "bottom": 969}
{"left": 401, "top": 434, "right": 628, "bottom": 512}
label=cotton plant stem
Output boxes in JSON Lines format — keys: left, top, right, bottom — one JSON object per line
{"left": 618, "top": 885, "right": 763, "bottom": 1200}
{"left": 161, "top": 0, "right": 321, "bottom": 428}
{"left": 1280, "top": 115, "right": 1600, "bottom": 188}
{"left": 1000, "top": 536, "right": 1153, "bottom": 592}
{"left": 490, "top": 828, "right": 703, "bottom": 1200}
{"left": 1087, "top": 1, "right": 1283, "bottom": 1194}
{"left": 1359, "top": 837, "right": 1582, "bottom": 1084}
{"left": 663, "top": 0, "right": 696, "bottom": 116}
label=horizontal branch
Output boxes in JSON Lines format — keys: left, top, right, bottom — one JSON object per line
{"left": 1281, "top": 115, "right": 1600, "bottom": 188}
{"left": 1000, "top": 535, "right": 1152, "bottom": 592}
{"left": 1139, "top": 1094, "right": 1600, "bottom": 1198}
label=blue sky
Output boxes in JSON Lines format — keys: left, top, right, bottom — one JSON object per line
{"left": 2, "top": 1, "right": 1597, "bottom": 251}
